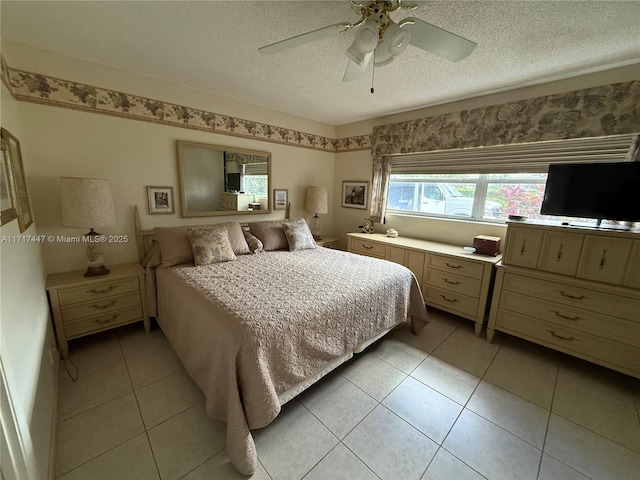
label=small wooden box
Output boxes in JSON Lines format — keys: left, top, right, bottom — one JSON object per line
{"left": 473, "top": 235, "right": 501, "bottom": 256}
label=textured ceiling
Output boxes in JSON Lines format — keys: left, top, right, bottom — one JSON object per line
{"left": 1, "top": 1, "right": 639, "bottom": 126}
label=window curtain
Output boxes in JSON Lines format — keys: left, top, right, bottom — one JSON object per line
{"left": 369, "top": 155, "right": 391, "bottom": 223}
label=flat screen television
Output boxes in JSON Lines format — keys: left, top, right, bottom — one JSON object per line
{"left": 226, "top": 173, "right": 241, "bottom": 192}
{"left": 540, "top": 161, "right": 640, "bottom": 223}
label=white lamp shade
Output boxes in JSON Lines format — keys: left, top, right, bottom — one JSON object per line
{"left": 305, "top": 186, "right": 328, "bottom": 214}
{"left": 60, "top": 177, "right": 116, "bottom": 228}
{"left": 346, "top": 20, "right": 379, "bottom": 66}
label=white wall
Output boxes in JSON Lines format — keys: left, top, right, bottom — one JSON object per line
{"left": 1, "top": 80, "right": 58, "bottom": 480}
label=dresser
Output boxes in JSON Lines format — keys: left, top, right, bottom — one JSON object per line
{"left": 488, "top": 222, "right": 640, "bottom": 378}
{"left": 348, "top": 233, "right": 501, "bottom": 336}
{"left": 220, "top": 192, "right": 254, "bottom": 211}
{"left": 46, "top": 262, "right": 149, "bottom": 357}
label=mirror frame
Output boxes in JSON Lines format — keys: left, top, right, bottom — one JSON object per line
{"left": 177, "top": 140, "right": 271, "bottom": 218}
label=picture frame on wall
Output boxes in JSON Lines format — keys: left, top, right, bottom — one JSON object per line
{"left": 273, "top": 188, "right": 288, "bottom": 210}
{"left": 0, "top": 138, "right": 18, "bottom": 226}
{"left": 147, "top": 186, "right": 175, "bottom": 214}
{"left": 341, "top": 181, "right": 369, "bottom": 209}
{"left": 1, "top": 128, "right": 33, "bottom": 232}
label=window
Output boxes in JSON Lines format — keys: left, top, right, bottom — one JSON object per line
{"left": 384, "top": 134, "right": 634, "bottom": 223}
{"left": 388, "top": 173, "right": 548, "bottom": 221}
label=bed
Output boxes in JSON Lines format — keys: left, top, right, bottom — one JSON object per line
{"left": 135, "top": 210, "right": 428, "bottom": 474}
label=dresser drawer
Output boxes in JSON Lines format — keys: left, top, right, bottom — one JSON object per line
{"left": 62, "top": 292, "right": 141, "bottom": 322}
{"left": 350, "top": 239, "right": 385, "bottom": 258}
{"left": 59, "top": 277, "right": 139, "bottom": 305}
{"left": 499, "top": 291, "right": 640, "bottom": 347}
{"left": 424, "top": 285, "right": 478, "bottom": 317}
{"left": 65, "top": 305, "right": 144, "bottom": 338}
{"left": 495, "top": 310, "right": 640, "bottom": 373}
{"left": 426, "top": 254, "right": 484, "bottom": 279}
{"left": 423, "top": 269, "right": 482, "bottom": 298}
{"left": 501, "top": 272, "right": 640, "bottom": 322}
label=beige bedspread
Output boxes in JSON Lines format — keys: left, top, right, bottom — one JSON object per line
{"left": 155, "top": 247, "right": 427, "bottom": 474}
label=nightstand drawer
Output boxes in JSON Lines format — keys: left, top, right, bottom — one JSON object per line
{"left": 424, "top": 285, "right": 478, "bottom": 317}
{"left": 423, "top": 269, "right": 482, "bottom": 298}
{"left": 65, "top": 305, "right": 144, "bottom": 338}
{"left": 59, "top": 277, "right": 139, "bottom": 305}
{"left": 426, "top": 254, "right": 484, "bottom": 279}
{"left": 62, "top": 292, "right": 141, "bottom": 322}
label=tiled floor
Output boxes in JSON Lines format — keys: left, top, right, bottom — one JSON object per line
{"left": 54, "top": 309, "right": 640, "bottom": 480}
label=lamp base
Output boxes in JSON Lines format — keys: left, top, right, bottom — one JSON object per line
{"left": 84, "top": 265, "right": 110, "bottom": 277}
{"left": 313, "top": 235, "right": 322, "bottom": 241}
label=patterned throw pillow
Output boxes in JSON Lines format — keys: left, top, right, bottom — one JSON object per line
{"left": 242, "top": 230, "right": 264, "bottom": 253}
{"left": 282, "top": 219, "right": 316, "bottom": 251}
{"left": 187, "top": 226, "right": 237, "bottom": 265}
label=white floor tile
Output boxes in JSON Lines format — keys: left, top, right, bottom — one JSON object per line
{"left": 421, "top": 448, "right": 486, "bottom": 480}
{"left": 371, "top": 336, "right": 428, "bottom": 373}
{"left": 253, "top": 401, "right": 338, "bottom": 480}
{"left": 443, "top": 410, "right": 541, "bottom": 480}
{"left": 59, "top": 330, "right": 124, "bottom": 383}
{"left": 135, "top": 370, "right": 204, "bottom": 429}
{"left": 467, "top": 381, "right": 549, "bottom": 449}
{"left": 299, "top": 374, "right": 377, "bottom": 439}
{"left": 447, "top": 322, "right": 501, "bottom": 357}
{"left": 538, "top": 454, "right": 590, "bottom": 480}
{"left": 304, "top": 444, "right": 378, "bottom": 480}
{"left": 118, "top": 322, "right": 173, "bottom": 361}
{"left": 544, "top": 414, "right": 640, "bottom": 480}
{"left": 181, "top": 449, "right": 271, "bottom": 480}
{"left": 55, "top": 393, "right": 145, "bottom": 476}
{"left": 57, "top": 434, "right": 158, "bottom": 480}
{"left": 484, "top": 359, "right": 556, "bottom": 409}
{"left": 411, "top": 355, "right": 480, "bottom": 405}
{"left": 58, "top": 361, "right": 132, "bottom": 421}
{"left": 382, "top": 376, "right": 462, "bottom": 444}
{"left": 552, "top": 383, "right": 640, "bottom": 453}
{"left": 344, "top": 405, "right": 438, "bottom": 480}
{"left": 497, "top": 336, "right": 559, "bottom": 381}
{"left": 126, "top": 345, "right": 185, "bottom": 390}
{"left": 148, "top": 403, "right": 226, "bottom": 480}
{"left": 341, "top": 353, "right": 406, "bottom": 401}
{"left": 432, "top": 336, "right": 496, "bottom": 378}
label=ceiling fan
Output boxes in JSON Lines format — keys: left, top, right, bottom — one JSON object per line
{"left": 258, "top": 0, "right": 477, "bottom": 84}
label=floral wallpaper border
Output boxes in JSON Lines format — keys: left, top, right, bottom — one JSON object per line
{"left": 371, "top": 80, "right": 640, "bottom": 156}
{"left": 0, "top": 56, "right": 371, "bottom": 153}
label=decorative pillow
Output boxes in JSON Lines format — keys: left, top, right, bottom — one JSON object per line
{"left": 247, "top": 221, "right": 288, "bottom": 251}
{"left": 243, "top": 230, "right": 264, "bottom": 253}
{"left": 283, "top": 219, "right": 316, "bottom": 251}
{"left": 187, "top": 226, "right": 236, "bottom": 265}
{"left": 154, "top": 222, "right": 250, "bottom": 267}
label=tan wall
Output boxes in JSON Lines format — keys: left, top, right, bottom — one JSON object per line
{"left": 1, "top": 80, "right": 57, "bottom": 480}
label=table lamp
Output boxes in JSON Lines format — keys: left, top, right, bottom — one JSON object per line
{"left": 305, "top": 186, "right": 328, "bottom": 240}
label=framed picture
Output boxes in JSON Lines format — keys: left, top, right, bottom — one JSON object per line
{"left": 341, "top": 181, "right": 369, "bottom": 209}
{"left": 147, "top": 186, "right": 175, "bottom": 215}
{"left": 1, "top": 128, "right": 33, "bottom": 232}
{"left": 0, "top": 138, "right": 18, "bottom": 226}
{"left": 273, "top": 188, "right": 288, "bottom": 210}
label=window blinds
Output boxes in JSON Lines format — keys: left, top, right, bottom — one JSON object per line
{"left": 390, "top": 134, "right": 636, "bottom": 174}
{"left": 243, "top": 163, "right": 268, "bottom": 175}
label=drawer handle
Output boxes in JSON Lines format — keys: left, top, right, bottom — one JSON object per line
{"left": 89, "top": 300, "right": 118, "bottom": 310}
{"left": 445, "top": 263, "right": 462, "bottom": 269}
{"left": 439, "top": 294, "right": 459, "bottom": 303}
{"left": 96, "top": 314, "right": 121, "bottom": 324}
{"left": 361, "top": 244, "right": 374, "bottom": 250}
{"left": 559, "top": 291, "right": 589, "bottom": 301}
{"left": 443, "top": 278, "right": 461, "bottom": 285}
{"left": 88, "top": 285, "right": 117, "bottom": 294}
{"left": 547, "top": 330, "right": 576, "bottom": 342}
{"left": 551, "top": 310, "right": 582, "bottom": 322}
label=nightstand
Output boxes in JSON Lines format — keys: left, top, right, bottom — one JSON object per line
{"left": 316, "top": 237, "right": 339, "bottom": 249}
{"left": 46, "top": 262, "right": 149, "bottom": 358}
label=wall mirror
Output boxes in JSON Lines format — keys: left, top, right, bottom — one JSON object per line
{"left": 177, "top": 140, "right": 271, "bottom": 217}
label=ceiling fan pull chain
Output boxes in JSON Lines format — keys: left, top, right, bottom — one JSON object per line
{"left": 371, "top": 51, "right": 376, "bottom": 94}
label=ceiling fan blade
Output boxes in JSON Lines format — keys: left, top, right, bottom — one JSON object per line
{"left": 342, "top": 53, "right": 373, "bottom": 82}
{"left": 402, "top": 17, "right": 477, "bottom": 62}
{"left": 259, "top": 23, "right": 351, "bottom": 55}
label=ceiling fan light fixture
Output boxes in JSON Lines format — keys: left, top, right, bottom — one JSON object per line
{"left": 385, "top": 23, "right": 411, "bottom": 56}
{"left": 373, "top": 43, "right": 394, "bottom": 66}
{"left": 345, "top": 20, "right": 379, "bottom": 66}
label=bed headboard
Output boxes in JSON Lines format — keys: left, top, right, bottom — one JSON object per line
{"left": 133, "top": 201, "right": 292, "bottom": 264}
{"left": 134, "top": 205, "right": 157, "bottom": 264}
